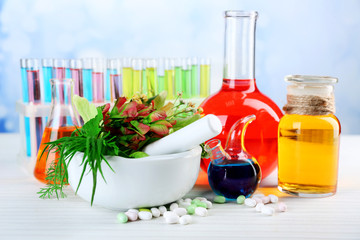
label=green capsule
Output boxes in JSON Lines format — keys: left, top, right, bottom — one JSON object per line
{"left": 139, "top": 208, "right": 151, "bottom": 212}
{"left": 186, "top": 204, "right": 197, "bottom": 215}
{"left": 191, "top": 199, "right": 201, "bottom": 205}
{"left": 117, "top": 212, "right": 128, "bottom": 223}
{"left": 196, "top": 201, "right": 207, "bottom": 208}
{"left": 213, "top": 195, "right": 226, "bottom": 204}
{"left": 237, "top": 195, "right": 246, "bottom": 204}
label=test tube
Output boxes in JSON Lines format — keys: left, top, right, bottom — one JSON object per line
{"left": 174, "top": 58, "right": 183, "bottom": 96}
{"left": 82, "top": 58, "right": 93, "bottom": 102}
{"left": 191, "top": 57, "right": 199, "bottom": 98}
{"left": 26, "top": 58, "right": 43, "bottom": 154}
{"left": 105, "top": 60, "right": 112, "bottom": 102}
{"left": 132, "top": 59, "right": 143, "bottom": 96}
{"left": 92, "top": 58, "right": 105, "bottom": 103}
{"left": 20, "top": 59, "right": 31, "bottom": 157}
{"left": 65, "top": 59, "right": 71, "bottom": 79}
{"left": 53, "top": 59, "right": 66, "bottom": 80}
{"left": 122, "top": 58, "right": 133, "bottom": 98}
{"left": 200, "top": 58, "right": 211, "bottom": 98}
{"left": 42, "top": 58, "right": 53, "bottom": 103}
{"left": 182, "top": 58, "right": 191, "bottom": 99}
{"left": 164, "top": 58, "right": 175, "bottom": 99}
{"left": 157, "top": 58, "right": 165, "bottom": 94}
{"left": 70, "top": 59, "right": 83, "bottom": 97}
{"left": 108, "top": 59, "right": 122, "bottom": 102}
{"left": 145, "top": 59, "right": 158, "bottom": 97}
{"left": 142, "top": 61, "right": 147, "bottom": 95}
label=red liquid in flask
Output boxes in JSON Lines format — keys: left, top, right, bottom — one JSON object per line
{"left": 200, "top": 78, "right": 283, "bottom": 180}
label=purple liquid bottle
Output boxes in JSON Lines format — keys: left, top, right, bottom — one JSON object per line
{"left": 205, "top": 115, "right": 261, "bottom": 199}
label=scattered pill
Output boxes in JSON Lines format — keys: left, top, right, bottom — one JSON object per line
{"left": 117, "top": 212, "right": 128, "bottom": 223}
{"left": 138, "top": 211, "right": 152, "bottom": 220}
{"left": 244, "top": 198, "right": 257, "bottom": 207}
{"left": 261, "top": 206, "right": 275, "bottom": 216}
{"left": 261, "top": 196, "right": 271, "bottom": 204}
{"left": 163, "top": 211, "right": 174, "bottom": 218}
{"left": 180, "top": 201, "right": 191, "bottom": 208}
{"left": 195, "top": 197, "right": 207, "bottom": 201}
{"left": 252, "top": 197, "right": 263, "bottom": 204}
{"left": 125, "top": 211, "right": 138, "bottom": 221}
{"left": 186, "top": 204, "right": 197, "bottom": 215}
{"left": 252, "top": 193, "right": 265, "bottom": 198}
{"left": 127, "top": 208, "right": 139, "bottom": 214}
{"left": 177, "top": 199, "right": 184, "bottom": 205}
{"left": 184, "top": 198, "right": 192, "bottom": 203}
{"left": 170, "top": 203, "right": 179, "bottom": 211}
{"left": 269, "top": 194, "right": 279, "bottom": 203}
{"left": 165, "top": 213, "right": 180, "bottom": 224}
{"left": 214, "top": 195, "right": 226, "bottom": 204}
{"left": 203, "top": 200, "right": 213, "bottom": 209}
{"left": 139, "top": 208, "right": 151, "bottom": 212}
{"left": 196, "top": 201, "right": 207, "bottom": 208}
{"left": 179, "top": 215, "right": 192, "bottom": 225}
{"left": 195, "top": 207, "right": 208, "bottom": 217}
{"left": 151, "top": 208, "right": 160, "bottom": 218}
{"left": 277, "top": 202, "right": 287, "bottom": 212}
{"left": 173, "top": 207, "right": 187, "bottom": 217}
{"left": 158, "top": 206, "right": 167, "bottom": 215}
{"left": 191, "top": 199, "right": 201, "bottom": 205}
{"left": 255, "top": 203, "right": 264, "bottom": 212}
{"left": 236, "top": 195, "right": 245, "bottom": 204}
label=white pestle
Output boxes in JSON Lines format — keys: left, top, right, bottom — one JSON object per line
{"left": 143, "top": 114, "right": 222, "bottom": 155}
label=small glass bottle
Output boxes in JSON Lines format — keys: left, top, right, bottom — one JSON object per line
{"left": 278, "top": 75, "right": 341, "bottom": 197}
{"left": 34, "top": 79, "right": 81, "bottom": 183}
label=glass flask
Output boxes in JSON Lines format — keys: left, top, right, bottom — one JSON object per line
{"left": 34, "top": 79, "right": 81, "bottom": 183}
{"left": 205, "top": 115, "right": 261, "bottom": 199}
{"left": 278, "top": 75, "right": 341, "bottom": 197}
{"left": 200, "top": 11, "right": 283, "bottom": 180}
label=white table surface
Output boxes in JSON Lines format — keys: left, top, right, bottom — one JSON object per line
{"left": 0, "top": 133, "right": 359, "bottom": 240}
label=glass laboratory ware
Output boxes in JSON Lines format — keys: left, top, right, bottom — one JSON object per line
{"left": 92, "top": 58, "right": 105, "bottom": 103}
{"left": 164, "top": 58, "right": 175, "bottom": 99}
{"left": 205, "top": 115, "right": 261, "bottom": 199}
{"left": 42, "top": 58, "right": 53, "bottom": 103}
{"left": 70, "top": 59, "right": 83, "bottom": 97}
{"left": 199, "top": 58, "right": 210, "bottom": 98}
{"left": 132, "top": 58, "right": 143, "bottom": 95}
{"left": 200, "top": 11, "right": 283, "bottom": 180}
{"left": 145, "top": 59, "right": 158, "bottom": 97}
{"left": 174, "top": 58, "right": 182, "bottom": 96}
{"left": 182, "top": 58, "right": 191, "bottom": 99}
{"left": 278, "top": 75, "right": 341, "bottom": 197}
{"left": 34, "top": 79, "right": 81, "bottom": 183}
{"left": 109, "top": 59, "right": 122, "bottom": 102}
{"left": 157, "top": 58, "right": 165, "bottom": 94}
{"left": 191, "top": 57, "right": 199, "bottom": 98}
{"left": 122, "top": 58, "right": 133, "bottom": 98}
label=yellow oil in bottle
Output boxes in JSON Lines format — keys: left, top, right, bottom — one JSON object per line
{"left": 278, "top": 114, "right": 341, "bottom": 197}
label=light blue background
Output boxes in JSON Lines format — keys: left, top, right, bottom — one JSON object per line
{"left": 0, "top": 0, "right": 359, "bottom": 134}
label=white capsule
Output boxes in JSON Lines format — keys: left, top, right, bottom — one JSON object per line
{"left": 261, "top": 206, "right": 275, "bottom": 216}
{"left": 163, "top": 211, "right": 175, "bottom": 218}
{"left": 203, "top": 200, "right": 213, "bottom": 209}
{"left": 158, "top": 206, "right": 167, "bottom": 215}
{"left": 173, "top": 207, "right": 187, "bottom": 217}
{"left": 244, "top": 198, "right": 257, "bottom": 207}
{"left": 195, "top": 197, "right": 207, "bottom": 201}
{"left": 252, "top": 193, "right": 265, "bottom": 198}
{"left": 252, "top": 197, "right": 263, "bottom": 204}
{"left": 277, "top": 202, "right": 287, "bottom": 212}
{"left": 177, "top": 199, "right": 184, "bottom": 205}
{"left": 165, "top": 213, "right": 180, "bottom": 224}
{"left": 179, "top": 215, "right": 192, "bottom": 225}
{"left": 138, "top": 211, "right": 152, "bottom": 220}
{"left": 125, "top": 211, "right": 138, "bottom": 221}
{"left": 170, "top": 203, "right": 179, "bottom": 211}
{"left": 184, "top": 198, "right": 192, "bottom": 203}
{"left": 261, "top": 196, "right": 271, "bottom": 204}
{"left": 179, "top": 201, "right": 191, "bottom": 208}
{"left": 127, "top": 208, "right": 139, "bottom": 214}
{"left": 195, "top": 207, "right": 208, "bottom": 217}
{"left": 255, "top": 203, "right": 265, "bottom": 212}
{"left": 269, "top": 194, "right": 279, "bottom": 203}
{"left": 151, "top": 208, "right": 160, "bottom": 218}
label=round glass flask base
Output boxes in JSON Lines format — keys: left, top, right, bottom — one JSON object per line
{"left": 278, "top": 184, "right": 336, "bottom": 198}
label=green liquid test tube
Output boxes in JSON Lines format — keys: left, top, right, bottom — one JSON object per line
{"left": 122, "top": 58, "right": 133, "bottom": 98}
{"left": 142, "top": 68, "right": 147, "bottom": 95}
{"left": 145, "top": 59, "right": 158, "bottom": 97}
{"left": 157, "top": 58, "right": 165, "bottom": 94}
{"left": 191, "top": 57, "right": 199, "bottom": 97}
{"left": 174, "top": 59, "right": 182, "bottom": 96}
{"left": 200, "top": 58, "right": 211, "bottom": 98}
{"left": 132, "top": 59, "right": 143, "bottom": 96}
{"left": 164, "top": 58, "right": 175, "bottom": 99}
{"left": 182, "top": 58, "right": 191, "bottom": 99}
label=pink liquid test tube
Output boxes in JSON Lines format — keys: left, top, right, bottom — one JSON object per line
{"left": 108, "top": 59, "right": 122, "bottom": 102}
{"left": 70, "top": 59, "right": 83, "bottom": 97}
{"left": 92, "top": 58, "right": 105, "bottom": 103}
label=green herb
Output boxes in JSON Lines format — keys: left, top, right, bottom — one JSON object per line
{"left": 38, "top": 91, "right": 204, "bottom": 205}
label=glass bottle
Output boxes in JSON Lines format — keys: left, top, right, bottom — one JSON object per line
{"left": 34, "top": 79, "right": 81, "bottom": 183}
{"left": 278, "top": 75, "right": 341, "bottom": 197}
{"left": 205, "top": 115, "right": 261, "bottom": 199}
{"left": 200, "top": 11, "right": 283, "bottom": 180}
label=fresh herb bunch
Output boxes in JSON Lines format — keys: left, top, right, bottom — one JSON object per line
{"left": 38, "top": 91, "right": 202, "bottom": 205}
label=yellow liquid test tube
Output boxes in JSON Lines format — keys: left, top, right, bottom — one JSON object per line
{"left": 132, "top": 59, "right": 143, "bottom": 96}
{"left": 145, "top": 59, "right": 158, "bottom": 97}
{"left": 122, "top": 58, "right": 133, "bottom": 98}
{"left": 200, "top": 58, "right": 210, "bottom": 98}
{"left": 164, "top": 59, "right": 175, "bottom": 99}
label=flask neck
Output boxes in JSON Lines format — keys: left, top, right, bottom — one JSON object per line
{"left": 223, "top": 11, "right": 257, "bottom": 81}
{"left": 51, "top": 79, "right": 72, "bottom": 105}
{"left": 205, "top": 139, "right": 229, "bottom": 164}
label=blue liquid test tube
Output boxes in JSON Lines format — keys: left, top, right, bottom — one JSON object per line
{"left": 82, "top": 58, "right": 93, "bottom": 102}
{"left": 20, "top": 59, "right": 31, "bottom": 157}
{"left": 42, "top": 58, "right": 53, "bottom": 104}
{"left": 105, "top": 59, "right": 112, "bottom": 102}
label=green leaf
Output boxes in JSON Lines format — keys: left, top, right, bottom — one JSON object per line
{"left": 129, "top": 151, "right": 149, "bottom": 158}
{"left": 82, "top": 108, "right": 103, "bottom": 137}
{"left": 172, "top": 114, "right": 201, "bottom": 132}
{"left": 153, "top": 91, "right": 167, "bottom": 110}
{"left": 130, "top": 120, "right": 150, "bottom": 135}
{"left": 73, "top": 95, "right": 98, "bottom": 123}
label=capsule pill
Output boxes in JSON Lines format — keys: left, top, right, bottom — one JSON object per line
{"left": 244, "top": 198, "right": 257, "bottom": 207}
{"left": 252, "top": 197, "right": 263, "bottom": 204}
{"left": 186, "top": 204, "right": 197, "bottom": 215}
{"left": 158, "top": 206, "right": 167, "bottom": 215}
{"left": 170, "top": 203, "right": 179, "bottom": 211}
{"left": 269, "top": 194, "right": 279, "bottom": 203}
{"left": 165, "top": 214, "right": 180, "bottom": 224}
{"left": 203, "top": 200, "right": 213, "bottom": 209}
{"left": 173, "top": 207, "right": 187, "bottom": 217}
{"left": 138, "top": 211, "right": 152, "bottom": 220}
{"left": 261, "top": 206, "right": 275, "bottom": 216}
{"left": 261, "top": 196, "right": 271, "bottom": 204}
{"left": 151, "top": 208, "right": 160, "bottom": 218}
{"left": 214, "top": 195, "right": 226, "bottom": 203}
{"left": 236, "top": 195, "right": 245, "bottom": 204}
{"left": 179, "top": 215, "right": 192, "bottom": 225}
{"left": 255, "top": 203, "right": 264, "bottom": 212}
{"left": 195, "top": 207, "right": 208, "bottom": 217}
{"left": 125, "top": 211, "right": 138, "bottom": 221}
{"left": 117, "top": 212, "right": 128, "bottom": 223}
{"left": 277, "top": 202, "right": 287, "bottom": 212}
